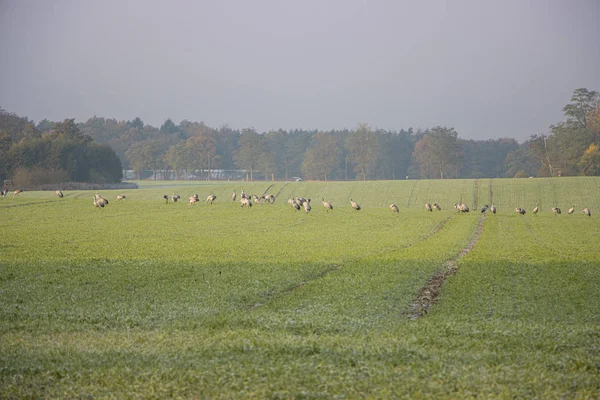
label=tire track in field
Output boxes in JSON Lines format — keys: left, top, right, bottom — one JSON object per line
{"left": 406, "top": 180, "right": 417, "bottom": 208}
{"left": 473, "top": 179, "right": 479, "bottom": 210}
{"left": 365, "top": 214, "right": 457, "bottom": 259}
{"left": 273, "top": 182, "right": 289, "bottom": 199}
{"left": 0, "top": 199, "right": 61, "bottom": 208}
{"left": 248, "top": 263, "right": 340, "bottom": 311}
{"left": 261, "top": 183, "right": 276, "bottom": 197}
{"left": 489, "top": 179, "right": 494, "bottom": 205}
{"left": 405, "top": 213, "right": 485, "bottom": 319}
{"left": 249, "top": 214, "right": 457, "bottom": 311}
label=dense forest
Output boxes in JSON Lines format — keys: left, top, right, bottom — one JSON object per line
{"left": 1, "top": 88, "right": 598, "bottom": 184}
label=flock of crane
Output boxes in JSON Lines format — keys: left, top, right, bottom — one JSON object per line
{"left": 154, "top": 189, "right": 356, "bottom": 214}
{"left": 1, "top": 187, "right": 592, "bottom": 217}
{"left": 421, "top": 201, "right": 592, "bottom": 217}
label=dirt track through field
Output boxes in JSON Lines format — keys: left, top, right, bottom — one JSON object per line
{"left": 249, "top": 214, "right": 457, "bottom": 311}
{"left": 248, "top": 264, "right": 340, "bottom": 311}
{"left": 473, "top": 179, "right": 479, "bottom": 210}
{"left": 0, "top": 200, "right": 60, "bottom": 208}
{"left": 405, "top": 214, "right": 486, "bottom": 319}
{"left": 273, "top": 182, "right": 289, "bottom": 199}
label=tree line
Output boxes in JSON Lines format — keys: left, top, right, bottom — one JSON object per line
{"left": 1, "top": 88, "right": 598, "bottom": 183}
{"left": 0, "top": 118, "right": 122, "bottom": 186}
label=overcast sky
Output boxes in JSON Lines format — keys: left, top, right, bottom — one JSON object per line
{"left": 1, "top": 0, "right": 599, "bottom": 141}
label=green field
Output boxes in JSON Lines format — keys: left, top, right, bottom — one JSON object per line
{"left": 1, "top": 177, "right": 599, "bottom": 398}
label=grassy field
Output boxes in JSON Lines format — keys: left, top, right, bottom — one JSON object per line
{"left": 1, "top": 177, "right": 599, "bottom": 398}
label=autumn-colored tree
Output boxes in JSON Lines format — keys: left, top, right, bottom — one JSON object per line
{"left": 164, "top": 141, "right": 189, "bottom": 180}
{"left": 345, "top": 123, "right": 380, "bottom": 180}
{"left": 233, "top": 129, "right": 265, "bottom": 181}
{"left": 186, "top": 133, "right": 219, "bottom": 179}
{"left": 301, "top": 133, "right": 340, "bottom": 181}
{"left": 578, "top": 144, "right": 600, "bottom": 176}
{"left": 413, "top": 126, "right": 462, "bottom": 179}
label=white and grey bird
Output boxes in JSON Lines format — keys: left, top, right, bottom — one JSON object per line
{"left": 480, "top": 204, "right": 489, "bottom": 213}
{"left": 56, "top": 190, "right": 64, "bottom": 198}
{"left": 240, "top": 197, "right": 252, "bottom": 208}
{"left": 206, "top": 195, "right": 217, "bottom": 206}
{"left": 532, "top": 203, "right": 539, "bottom": 215}
{"left": 425, "top": 203, "right": 433, "bottom": 212}
{"left": 350, "top": 199, "right": 361, "bottom": 211}
{"left": 93, "top": 196, "right": 104, "bottom": 208}
{"left": 1, "top": 188, "right": 7, "bottom": 198}
{"left": 515, "top": 207, "right": 526, "bottom": 215}
{"left": 390, "top": 204, "right": 399, "bottom": 213}
{"left": 303, "top": 199, "right": 311, "bottom": 213}
{"left": 432, "top": 203, "right": 441, "bottom": 211}
{"left": 265, "top": 194, "right": 275, "bottom": 204}
{"left": 163, "top": 195, "right": 169, "bottom": 204}
{"left": 95, "top": 194, "right": 108, "bottom": 206}
{"left": 290, "top": 199, "right": 300, "bottom": 211}
{"left": 116, "top": 194, "right": 126, "bottom": 201}
{"left": 322, "top": 198, "right": 333, "bottom": 212}
{"left": 252, "top": 194, "right": 261, "bottom": 204}
{"left": 582, "top": 207, "right": 591, "bottom": 217}
{"left": 232, "top": 191, "right": 237, "bottom": 201}
{"left": 490, "top": 204, "right": 496, "bottom": 214}
{"left": 568, "top": 204, "right": 575, "bottom": 215}
{"left": 552, "top": 207, "right": 561, "bottom": 215}
{"left": 454, "top": 203, "right": 469, "bottom": 213}
{"left": 171, "top": 193, "right": 180, "bottom": 203}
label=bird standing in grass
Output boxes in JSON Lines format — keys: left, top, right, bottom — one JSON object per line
{"left": 1, "top": 188, "right": 7, "bottom": 198}
{"left": 552, "top": 207, "right": 561, "bottom": 215}
{"left": 425, "top": 203, "right": 433, "bottom": 212}
{"left": 515, "top": 207, "right": 526, "bottom": 215}
{"left": 171, "top": 193, "right": 180, "bottom": 203}
{"left": 163, "top": 195, "right": 169, "bottom": 204}
{"left": 322, "top": 198, "right": 333, "bottom": 212}
{"left": 582, "top": 207, "right": 591, "bottom": 217}
{"left": 303, "top": 199, "right": 311, "bottom": 213}
{"left": 206, "top": 195, "right": 217, "bottom": 206}
{"left": 481, "top": 204, "right": 489, "bottom": 213}
{"left": 117, "top": 194, "right": 126, "bottom": 201}
{"left": 350, "top": 199, "right": 361, "bottom": 211}
{"left": 232, "top": 191, "right": 237, "bottom": 201}
{"left": 13, "top": 189, "right": 23, "bottom": 198}
{"left": 93, "top": 196, "right": 104, "bottom": 208}
{"left": 95, "top": 194, "right": 108, "bottom": 206}
{"left": 454, "top": 203, "right": 469, "bottom": 213}
{"left": 390, "top": 204, "right": 399, "bottom": 213}
{"left": 532, "top": 203, "right": 539, "bottom": 215}
{"left": 189, "top": 195, "right": 197, "bottom": 205}
{"left": 56, "top": 190, "right": 64, "bottom": 198}
{"left": 289, "top": 199, "right": 300, "bottom": 211}
{"left": 568, "top": 204, "right": 575, "bottom": 215}
{"left": 432, "top": 203, "right": 441, "bottom": 211}
{"left": 490, "top": 204, "right": 496, "bottom": 214}
{"left": 240, "top": 197, "right": 252, "bottom": 208}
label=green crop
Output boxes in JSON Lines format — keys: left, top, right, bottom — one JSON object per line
{"left": 0, "top": 177, "right": 599, "bottom": 398}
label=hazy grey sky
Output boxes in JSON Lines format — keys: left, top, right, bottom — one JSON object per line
{"left": 1, "top": 0, "right": 599, "bottom": 141}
